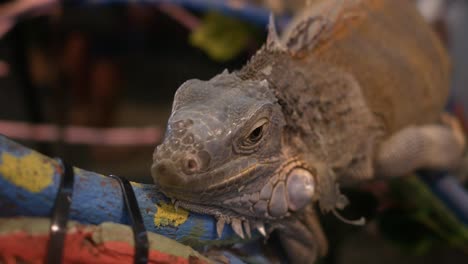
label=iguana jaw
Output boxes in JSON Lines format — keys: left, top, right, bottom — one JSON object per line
{"left": 152, "top": 155, "right": 280, "bottom": 195}
{"left": 154, "top": 156, "right": 317, "bottom": 239}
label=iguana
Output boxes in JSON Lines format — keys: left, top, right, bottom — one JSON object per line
{"left": 151, "top": 0, "right": 466, "bottom": 262}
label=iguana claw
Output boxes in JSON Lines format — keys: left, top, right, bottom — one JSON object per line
{"left": 332, "top": 209, "right": 366, "bottom": 226}
{"left": 440, "top": 113, "right": 466, "bottom": 149}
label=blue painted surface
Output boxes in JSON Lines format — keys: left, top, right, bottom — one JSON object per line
{"left": 419, "top": 171, "right": 468, "bottom": 225}
{"left": 0, "top": 135, "right": 243, "bottom": 247}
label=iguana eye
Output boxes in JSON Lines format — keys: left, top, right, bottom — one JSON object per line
{"left": 248, "top": 126, "right": 263, "bottom": 143}
{"left": 234, "top": 114, "right": 271, "bottom": 154}
{"left": 245, "top": 118, "right": 268, "bottom": 146}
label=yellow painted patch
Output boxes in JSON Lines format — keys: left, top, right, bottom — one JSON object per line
{"left": 131, "top": 182, "right": 143, "bottom": 188}
{"left": 0, "top": 152, "right": 54, "bottom": 193}
{"left": 154, "top": 202, "right": 189, "bottom": 227}
{"left": 73, "top": 167, "right": 85, "bottom": 176}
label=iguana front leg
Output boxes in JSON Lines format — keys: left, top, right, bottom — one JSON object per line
{"left": 375, "top": 114, "right": 466, "bottom": 178}
{"left": 274, "top": 161, "right": 364, "bottom": 263}
{"left": 277, "top": 205, "right": 328, "bottom": 264}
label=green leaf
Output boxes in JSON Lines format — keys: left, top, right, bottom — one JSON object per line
{"left": 189, "top": 12, "right": 258, "bottom": 62}
{"left": 378, "top": 175, "right": 468, "bottom": 254}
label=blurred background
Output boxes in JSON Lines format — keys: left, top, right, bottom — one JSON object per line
{"left": 0, "top": 0, "right": 270, "bottom": 182}
{"left": 0, "top": 0, "right": 467, "bottom": 263}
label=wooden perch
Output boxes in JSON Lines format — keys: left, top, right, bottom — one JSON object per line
{"left": 0, "top": 135, "right": 247, "bottom": 248}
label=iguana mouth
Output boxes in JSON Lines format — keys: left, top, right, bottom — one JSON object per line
{"left": 158, "top": 157, "right": 318, "bottom": 240}
{"left": 153, "top": 155, "right": 281, "bottom": 198}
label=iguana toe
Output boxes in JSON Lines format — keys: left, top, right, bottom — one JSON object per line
{"left": 440, "top": 113, "right": 466, "bottom": 150}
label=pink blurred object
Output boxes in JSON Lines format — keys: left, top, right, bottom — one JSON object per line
{"left": 0, "top": 60, "right": 10, "bottom": 77}
{"left": 0, "top": 0, "right": 58, "bottom": 38}
{"left": 157, "top": 3, "right": 201, "bottom": 30}
{"left": 0, "top": 120, "right": 163, "bottom": 146}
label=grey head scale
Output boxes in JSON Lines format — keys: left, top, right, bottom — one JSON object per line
{"left": 151, "top": 71, "right": 318, "bottom": 238}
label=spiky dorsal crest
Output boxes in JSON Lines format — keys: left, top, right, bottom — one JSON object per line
{"left": 268, "top": 0, "right": 353, "bottom": 57}
{"left": 266, "top": 14, "right": 287, "bottom": 52}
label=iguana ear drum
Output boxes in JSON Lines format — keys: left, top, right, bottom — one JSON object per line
{"left": 286, "top": 168, "right": 315, "bottom": 212}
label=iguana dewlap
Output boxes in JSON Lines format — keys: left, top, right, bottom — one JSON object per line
{"left": 151, "top": 0, "right": 466, "bottom": 263}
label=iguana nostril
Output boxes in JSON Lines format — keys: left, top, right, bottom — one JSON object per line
{"left": 187, "top": 159, "right": 197, "bottom": 170}
{"left": 180, "top": 150, "right": 211, "bottom": 175}
{"left": 182, "top": 156, "right": 200, "bottom": 174}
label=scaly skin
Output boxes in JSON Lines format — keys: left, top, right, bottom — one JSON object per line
{"left": 151, "top": 0, "right": 465, "bottom": 263}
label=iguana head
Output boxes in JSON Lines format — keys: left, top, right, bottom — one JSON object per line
{"left": 151, "top": 71, "right": 317, "bottom": 237}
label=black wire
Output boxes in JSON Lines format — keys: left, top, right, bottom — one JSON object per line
{"left": 109, "top": 174, "right": 149, "bottom": 264}
{"left": 46, "top": 159, "right": 75, "bottom": 264}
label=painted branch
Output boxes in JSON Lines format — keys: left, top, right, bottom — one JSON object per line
{"left": 0, "top": 135, "right": 244, "bottom": 247}
{"left": 0, "top": 217, "right": 210, "bottom": 263}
